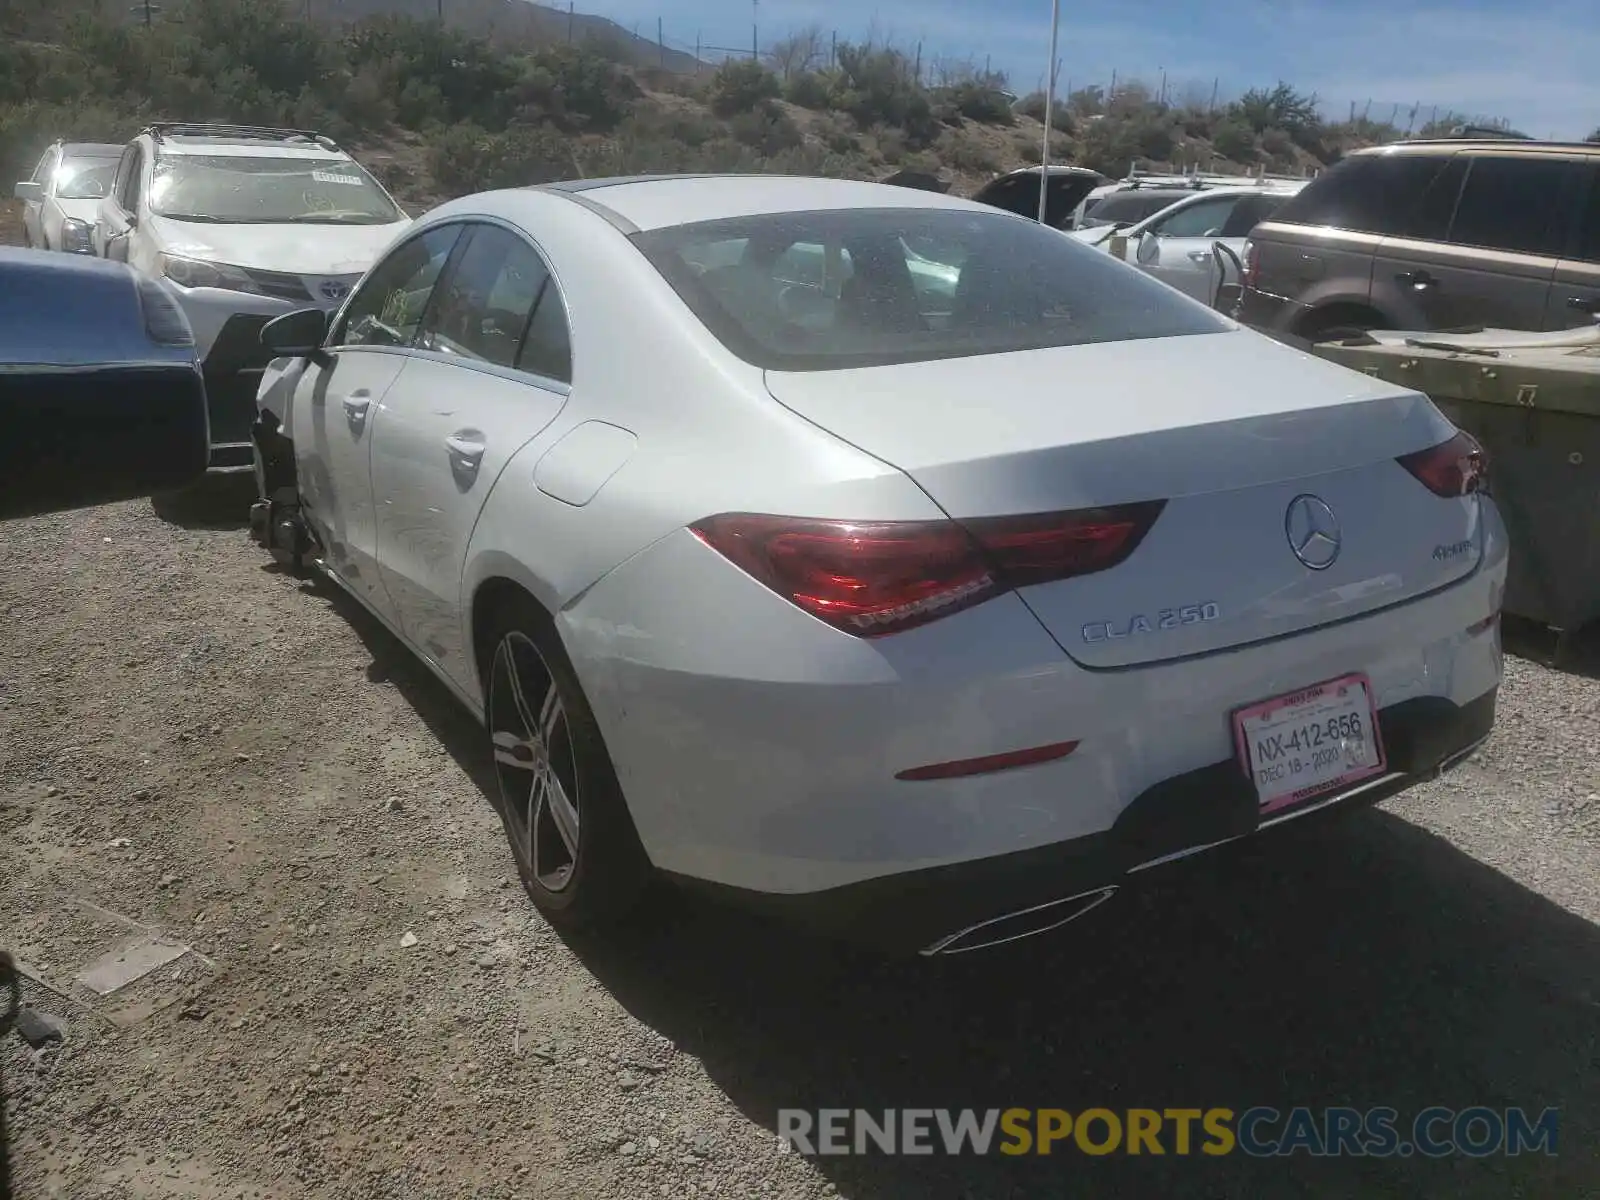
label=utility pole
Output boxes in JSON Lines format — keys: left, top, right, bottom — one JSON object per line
{"left": 567, "top": 1, "right": 573, "bottom": 42}
{"left": 1038, "top": 0, "right": 1061, "bottom": 225}
{"left": 751, "top": 0, "right": 758, "bottom": 59}
{"left": 658, "top": 16, "right": 664, "bottom": 68}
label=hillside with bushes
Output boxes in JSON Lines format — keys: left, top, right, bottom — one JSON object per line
{"left": 0, "top": 0, "right": 1545, "bottom": 217}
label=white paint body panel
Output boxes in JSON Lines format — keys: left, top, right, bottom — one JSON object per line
{"left": 261, "top": 176, "right": 1507, "bottom": 900}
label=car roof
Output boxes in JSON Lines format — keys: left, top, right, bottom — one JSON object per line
{"left": 1350, "top": 138, "right": 1600, "bottom": 158}
{"left": 1157, "top": 183, "right": 1305, "bottom": 201}
{"left": 1094, "top": 187, "right": 1198, "bottom": 201}
{"left": 60, "top": 143, "right": 124, "bottom": 159}
{"left": 154, "top": 136, "right": 348, "bottom": 159}
{"left": 530, "top": 174, "right": 993, "bottom": 233}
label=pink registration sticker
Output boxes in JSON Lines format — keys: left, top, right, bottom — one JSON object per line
{"left": 1232, "top": 673, "right": 1386, "bottom": 815}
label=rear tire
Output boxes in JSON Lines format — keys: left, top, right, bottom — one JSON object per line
{"left": 481, "top": 593, "right": 651, "bottom": 928}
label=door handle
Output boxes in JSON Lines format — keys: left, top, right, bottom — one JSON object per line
{"left": 1567, "top": 296, "right": 1600, "bottom": 314}
{"left": 445, "top": 434, "right": 485, "bottom": 465}
{"left": 1395, "top": 269, "right": 1438, "bottom": 290}
{"left": 1187, "top": 250, "right": 1213, "bottom": 264}
{"left": 342, "top": 394, "right": 371, "bottom": 421}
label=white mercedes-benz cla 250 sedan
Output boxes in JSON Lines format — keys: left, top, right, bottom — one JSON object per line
{"left": 250, "top": 174, "right": 1506, "bottom": 956}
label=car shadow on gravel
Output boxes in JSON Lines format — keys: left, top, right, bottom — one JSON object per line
{"left": 1503, "top": 615, "right": 1600, "bottom": 680}
{"left": 299, "top": 578, "right": 1597, "bottom": 1197}
{"left": 149, "top": 475, "right": 257, "bottom": 531}
{"left": 302, "top": 575, "right": 498, "bottom": 797}
{"left": 569, "top": 811, "right": 1599, "bottom": 1199}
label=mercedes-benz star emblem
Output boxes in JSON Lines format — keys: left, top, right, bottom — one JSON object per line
{"left": 319, "top": 280, "right": 350, "bottom": 302}
{"left": 1285, "top": 494, "right": 1341, "bottom": 570}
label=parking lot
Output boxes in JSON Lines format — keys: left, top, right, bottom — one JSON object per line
{"left": 1, "top": 482, "right": 1598, "bottom": 1198}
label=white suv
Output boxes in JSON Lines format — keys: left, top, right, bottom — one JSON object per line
{"left": 1070, "top": 183, "right": 1306, "bottom": 305}
{"left": 95, "top": 123, "right": 412, "bottom": 471}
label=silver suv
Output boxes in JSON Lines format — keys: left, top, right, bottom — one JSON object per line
{"left": 1239, "top": 139, "right": 1600, "bottom": 342}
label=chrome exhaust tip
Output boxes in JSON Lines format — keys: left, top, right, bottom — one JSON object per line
{"left": 920, "top": 885, "right": 1120, "bottom": 956}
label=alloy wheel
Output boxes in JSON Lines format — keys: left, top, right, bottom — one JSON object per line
{"left": 488, "top": 631, "right": 581, "bottom": 892}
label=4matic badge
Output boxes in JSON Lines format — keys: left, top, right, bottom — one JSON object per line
{"left": 1082, "top": 603, "right": 1221, "bottom": 642}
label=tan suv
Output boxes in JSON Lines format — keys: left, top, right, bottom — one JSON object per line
{"left": 1238, "top": 139, "right": 1600, "bottom": 342}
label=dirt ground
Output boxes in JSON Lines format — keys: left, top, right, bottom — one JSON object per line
{"left": 2, "top": 488, "right": 1598, "bottom": 1200}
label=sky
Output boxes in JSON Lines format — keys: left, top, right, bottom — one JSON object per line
{"left": 550, "top": 0, "right": 1598, "bottom": 141}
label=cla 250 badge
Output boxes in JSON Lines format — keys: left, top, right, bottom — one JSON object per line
{"left": 1082, "top": 603, "right": 1221, "bottom": 642}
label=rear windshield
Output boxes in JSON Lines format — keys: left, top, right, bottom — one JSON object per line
{"left": 631, "top": 207, "right": 1228, "bottom": 372}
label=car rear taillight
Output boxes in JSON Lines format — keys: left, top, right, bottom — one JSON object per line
{"left": 691, "top": 502, "right": 1166, "bottom": 637}
{"left": 1241, "top": 240, "right": 1260, "bottom": 291}
{"left": 1396, "top": 431, "right": 1488, "bottom": 497}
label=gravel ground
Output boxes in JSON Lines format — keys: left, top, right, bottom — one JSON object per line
{"left": 2, "top": 492, "right": 1598, "bottom": 1200}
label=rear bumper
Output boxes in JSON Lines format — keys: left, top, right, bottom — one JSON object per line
{"left": 671, "top": 688, "right": 1496, "bottom": 954}
{"left": 565, "top": 499, "right": 1508, "bottom": 910}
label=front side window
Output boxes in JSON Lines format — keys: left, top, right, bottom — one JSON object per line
{"left": 336, "top": 225, "right": 462, "bottom": 349}
{"left": 1151, "top": 195, "right": 1241, "bottom": 239}
{"left": 30, "top": 148, "right": 58, "bottom": 184}
{"left": 54, "top": 156, "right": 118, "bottom": 201}
{"left": 1078, "top": 192, "right": 1187, "bottom": 229}
{"left": 148, "top": 153, "right": 403, "bottom": 225}
{"left": 117, "top": 146, "right": 144, "bottom": 213}
{"left": 418, "top": 224, "right": 552, "bottom": 370}
{"left": 634, "top": 207, "right": 1229, "bottom": 373}
{"left": 1446, "top": 156, "right": 1582, "bottom": 258}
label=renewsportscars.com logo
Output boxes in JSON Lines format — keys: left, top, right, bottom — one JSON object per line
{"left": 777, "top": 1107, "right": 1560, "bottom": 1158}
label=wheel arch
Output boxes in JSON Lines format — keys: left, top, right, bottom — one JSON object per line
{"left": 465, "top": 558, "right": 556, "bottom": 701}
{"left": 1291, "top": 298, "right": 1394, "bottom": 340}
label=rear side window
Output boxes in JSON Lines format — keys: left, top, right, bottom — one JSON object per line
{"left": 633, "top": 207, "right": 1229, "bottom": 373}
{"left": 1219, "top": 193, "right": 1287, "bottom": 238}
{"left": 1400, "top": 157, "right": 1468, "bottom": 241}
{"left": 1575, "top": 169, "right": 1600, "bottom": 264}
{"left": 1446, "top": 156, "right": 1582, "bottom": 258}
{"left": 419, "top": 224, "right": 549, "bottom": 368}
{"left": 1272, "top": 154, "right": 1451, "bottom": 235}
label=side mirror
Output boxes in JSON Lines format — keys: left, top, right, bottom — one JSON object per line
{"left": 1135, "top": 231, "right": 1160, "bottom": 265}
{"left": 0, "top": 253, "right": 209, "bottom": 520}
{"left": 261, "top": 307, "right": 330, "bottom": 358}
{"left": 14, "top": 181, "right": 43, "bottom": 203}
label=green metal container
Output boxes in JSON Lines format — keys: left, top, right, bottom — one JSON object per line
{"left": 1313, "top": 327, "right": 1600, "bottom": 641}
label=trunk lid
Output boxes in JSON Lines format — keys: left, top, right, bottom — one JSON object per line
{"left": 763, "top": 329, "right": 1484, "bottom": 667}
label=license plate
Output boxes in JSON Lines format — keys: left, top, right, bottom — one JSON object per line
{"left": 1233, "top": 673, "right": 1385, "bottom": 815}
